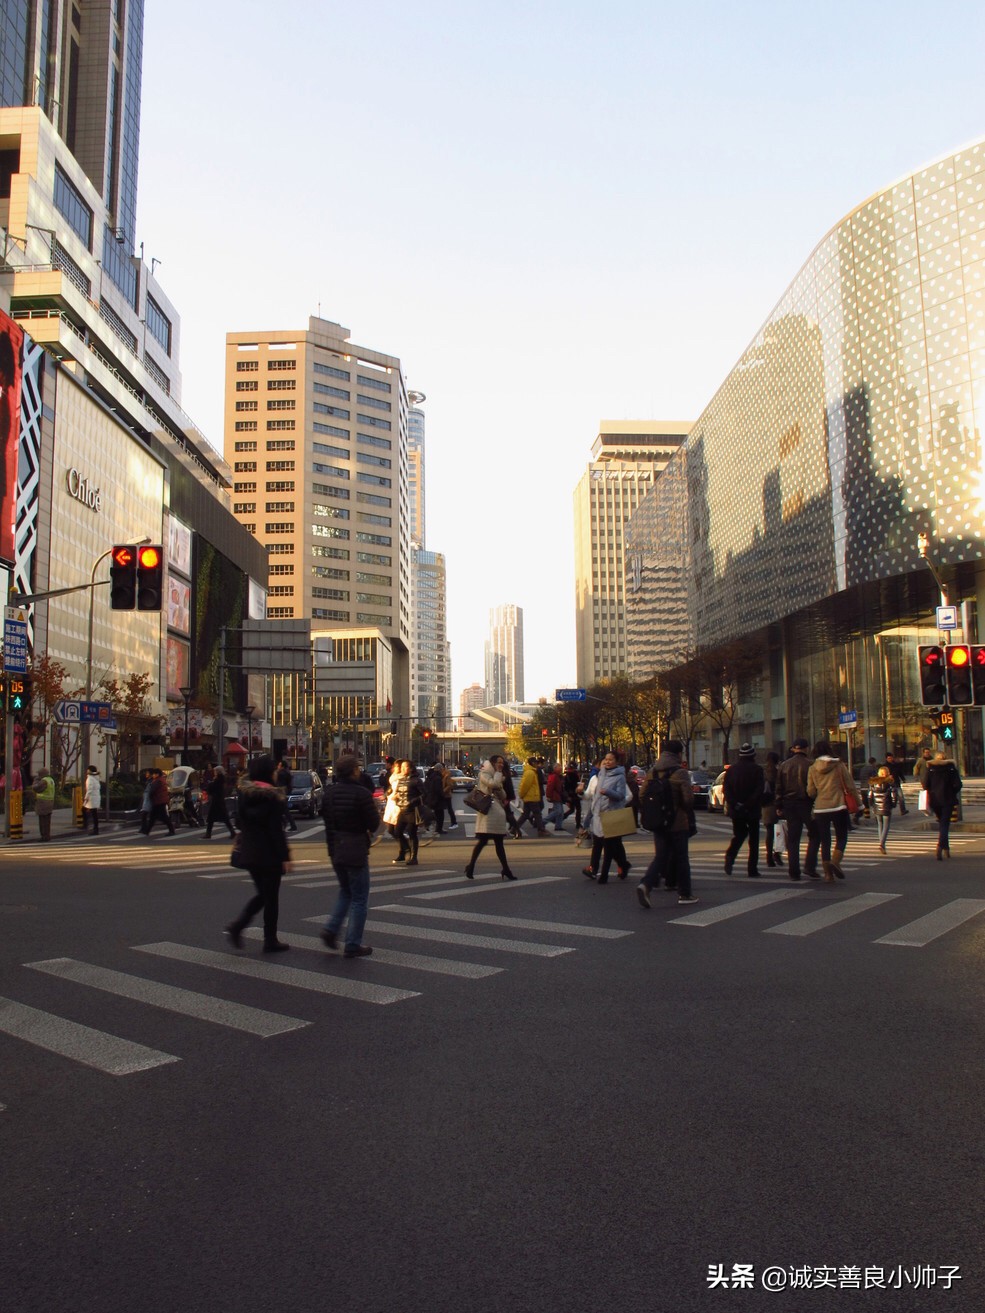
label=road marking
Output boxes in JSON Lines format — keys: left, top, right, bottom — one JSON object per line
{"left": 353, "top": 919, "right": 574, "bottom": 957}
{"left": 875, "top": 899, "right": 985, "bottom": 947}
{"left": 408, "top": 876, "right": 566, "bottom": 899}
{"left": 671, "top": 888, "right": 809, "bottom": 926}
{"left": 374, "top": 905, "right": 632, "bottom": 939}
{"left": 242, "top": 929, "right": 502, "bottom": 978}
{"left": 295, "top": 870, "right": 472, "bottom": 892}
{"left": 0, "top": 995, "right": 180, "bottom": 1074}
{"left": 764, "top": 892, "right": 901, "bottom": 937}
{"left": 25, "top": 958, "right": 309, "bottom": 1037}
{"left": 132, "top": 942, "right": 419, "bottom": 1005}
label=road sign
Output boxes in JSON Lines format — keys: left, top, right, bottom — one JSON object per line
{"left": 838, "top": 710, "right": 857, "bottom": 729}
{"left": 54, "top": 699, "right": 116, "bottom": 727}
{"left": 936, "top": 604, "right": 958, "bottom": 630}
{"left": 3, "top": 607, "right": 28, "bottom": 674}
{"left": 555, "top": 688, "right": 586, "bottom": 702}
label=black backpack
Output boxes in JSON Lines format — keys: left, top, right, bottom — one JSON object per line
{"left": 640, "top": 772, "right": 676, "bottom": 832}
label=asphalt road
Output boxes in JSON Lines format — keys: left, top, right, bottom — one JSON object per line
{"left": 1, "top": 811, "right": 984, "bottom": 1312}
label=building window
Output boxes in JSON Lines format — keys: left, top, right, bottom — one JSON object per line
{"left": 312, "top": 484, "right": 350, "bottom": 500}
{"left": 357, "top": 492, "right": 392, "bottom": 508}
{"left": 236, "top": 380, "right": 259, "bottom": 392}
{"left": 357, "top": 452, "right": 392, "bottom": 469}
{"left": 267, "top": 359, "right": 296, "bottom": 371}
{"left": 270, "top": 564, "right": 295, "bottom": 576}
{"left": 356, "top": 373, "right": 391, "bottom": 393}
{"left": 234, "top": 461, "right": 258, "bottom": 472}
{"left": 313, "top": 587, "right": 350, "bottom": 601}
{"left": 357, "top": 433, "right": 392, "bottom": 451}
{"left": 267, "top": 399, "right": 295, "bottom": 411}
{"left": 356, "top": 592, "right": 390, "bottom": 605}
{"left": 356, "top": 571, "right": 389, "bottom": 585}
{"left": 268, "top": 585, "right": 295, "bottom": 597}
{"left": 267, "top": 378, "right": 296, "bottom": 391}
{"left": 357, "top": 551, "right": 391, "bottom": 565}
{"left": 234, "top": 441, "right": 258, "bottom": 452}
{"left": 357, "top": 414, "right": 391, "bottom": 431}
{"left": 357, "top": 532, "right": 391, "bottom": 546}
{"left": 236, "top": 360, "right": 259, "bottom": 372}
{"left": 356, "top": 612, "right": 391, "bottom": 625}
{"left": 313, "top": 361, "right": 350, "bottom": 381}
{"left": 312, "top": 565, "right": 349, "bottom": 580}
{"left": 312, "top": 609, "right": 348, "bottom": 621}
{"left": 53, "top": 163, "right": 93, "bottom": 247}
{"left": 356, "top": 394, "right": 391, "bottom": 412}
{"left": 233, "top": 482, "right": 257, "bottom": 493}
{"left": 268, "top": 543, "right": 294, "bottom": 555}
{"left": 266, "top": 460, "right": 295, "bottom": 471}
{"left": 144, "top": 353, "right": 171, "bottom": 395}
{"left": 313, "top": 442, "right": 349, "bottom": 460}
{"left": 357, "top": 472, "right": 392, "bottom": 488}
{"left": 235, "top": 400, "right": 258, "bottom": 412}
{"left": 311, "top": 525, "right": 350, "bottom": 541}
{"left": 314, "top": 383, "right": 350, "bottom": 400}
{"left": 234, "top": 502, "right": 256, "bottom": 514}
{"left": 265, "top": 522, "right": 294, "bottom": 533}
{"left": 313, "top": 462, "right": 349, "bottom": 480}
{"left": 313, "top": 544, "right": 350, "bottom": 561}
{"left": 313, "top": 504, "right": 350, "bottom": 519}
{"left": 244, "top": 523, "right": 256, "bottom": 534}
{"left": 266, "top": 420, "right": 296, "bottom": 431}
{"left": 358, "top": 512, "right": 391, "bottom": 527}
{"left": 265, "top": 501, "right": 294, "bottom": 513}
{"left": 234, "top": 421, "right": 258, "bottom": 432}
{"left": 314, "top": 423, "right": 349, "bottom": 439}
{"left": 267, "top": 606, "right": 295, "bottom": 618}
{"left": 145, "top": 295, "right": 172, "bottom": 355}
{"left": 266, "top": 440, "right": 296, "bottom": 451}
{"left": 266, "top": 480, "right": 295, "bottom": 492}
{"left": 314, "top": 404, "right": 350, "bottom": 420}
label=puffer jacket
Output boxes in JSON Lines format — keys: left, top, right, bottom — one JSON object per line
{"left": 236, "top": 780, "right": 290, "bottom": 870}
{"left": 322, "top": 778, "right": 380, "bottom": 862}
{"left": 648, "top": 751, "right": 694, "bottom": 833}
{"left": 518, "top": 765, "right": 541, "bottom": 803}
{"left": 807, "top": 756, "right": 862, "bottom": 814}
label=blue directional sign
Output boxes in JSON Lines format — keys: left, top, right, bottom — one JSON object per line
{"left": 54, "top": 699, "right": 116, "bottom": 728}
{"left": 556, "top": 688, "right": 587, "bottom": 702}
{"left": 3, "top": 607, "right": 28, "bottom": 674}
{"left": 838, "top": 709, "right": 857, "bottom": 728}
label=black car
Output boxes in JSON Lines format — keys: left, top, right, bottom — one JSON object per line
{"left": 285, "top": 769, "right": 325, "bottom": 817}
{"left": 688, "top": 769, "right": 713, "bottom": 809}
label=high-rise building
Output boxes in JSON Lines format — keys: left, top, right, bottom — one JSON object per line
{"left": 458, "top": 681, "right": 486, "bottom": 730}
{"left": 407, "top": 390, "right": 426, "bottom": 545}
{"left": 484, "top": 604, "right": 524, "bottom": 704}
{"left": 411, "top": 547, "right": 450, "bottom": 728}
{"left": 573, "top": 420, "right": 691, "bottom": 686}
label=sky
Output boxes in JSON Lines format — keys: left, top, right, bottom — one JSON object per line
{"left": 134, "top": 0, "right": 985, "bottom": 703}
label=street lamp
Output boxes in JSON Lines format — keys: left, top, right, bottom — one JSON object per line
{"left": 179, "top": 686, "right": 193, "bottom": 766}
{"left": 245, "top": 705, "right": 255, "bottom": 763}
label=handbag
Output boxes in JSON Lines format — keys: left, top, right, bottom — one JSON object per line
{"left": 600, "top": 806, "right": 636, "bottom": 838}
{"left": 464, "top": 786, "right": 493, "bottom": 814}
{"left": 843, "top": 788, "right": 859, "bottom": 815}
{"left": 230, "top": 833, "right": 249, "bottom": 869}
{"left": 382, "top": 797, "right": 400, "bottom": 825}
{"left": 418, "top": 801, "right": 435, "bottom": 826}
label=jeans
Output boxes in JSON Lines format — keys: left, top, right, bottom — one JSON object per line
{"left": 520, "top": 802, "right": 545, "bottom": 832}
{"left": 780, "top": 806, "right": 818, "bottom": 877}
{"left": 876, "top": 813, "right": 892, "bottom": 846}
{"left": 598, "top": 837, "right": 628, "bottom": 882}
{"left": 933, "top": 806, "right": 953, "bottom": 851}
{"left": 641, "top": 829, "right": 691, "bottom": 897}
{"left": 325, "top": 862, "right": 370, "bottom": 949}
{"left": 725, "top": 812, "right": 761, "bottom": 874}
{"left": 549, "top": 801, "right": 565, "bottom": 830}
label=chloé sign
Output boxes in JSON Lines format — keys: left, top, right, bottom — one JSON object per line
{"left": 66, "top": 468, "right": 102, "bottom": 513}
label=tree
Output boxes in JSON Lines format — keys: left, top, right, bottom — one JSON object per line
{"left": 699, "top": 640, "right": 764, "bottom": 765}
{"left": 98, "top": 673, "right": 153, "bottom": 776}
{"left": 23, "top": 655, "right": 83, "bottom": 783}
{"left": 658, "top": 653, "right": 705, "bottom": 763}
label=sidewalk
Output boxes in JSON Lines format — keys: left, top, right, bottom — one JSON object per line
{"left": 7, "top": 806, "right": 138, "bottom": 844}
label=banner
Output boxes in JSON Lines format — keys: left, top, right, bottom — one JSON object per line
{"left": 0, "top": 310, "right": 25, "bottom": 567}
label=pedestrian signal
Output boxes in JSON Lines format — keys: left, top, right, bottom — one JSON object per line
{"left": 937, "top": 709, "right": 956, "bottom": 743}
{"left": 945, "top": 644, "right": 973, "bottom": 705}
{"left": 918, "top": 645, "right": 946, "bottom": 705}
{"left": 110, "top": 544, "right": 138, "bottom": 610}
{"left": 7, "top": 675, "right": 31, "bottom": 713}
{"left": 971, "top": 645, "right": 985, "bottom": 706}
{"left": 136, "top": 544, "right": 164, "bottom": 610}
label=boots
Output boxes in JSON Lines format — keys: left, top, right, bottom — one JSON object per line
{"left": 821, "top": 860, "right": 834, "bottom": 883}
{"left": 830, "top": 847, "right": 846, "bottom": 880}
{"left": 406, "top": 836, "right": 419, "bottom": 867}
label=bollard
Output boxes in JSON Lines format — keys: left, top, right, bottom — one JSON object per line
{"left": 9, "top": 789, "right": 22, "bottom": 839}
{"left": 73, "top": 785, "right": 85, "bottom": 828}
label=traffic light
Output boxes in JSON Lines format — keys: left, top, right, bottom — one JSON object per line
{"left": 136, "top": 544, "right": 164, "bottom": 610}
{"left": 7, "top": 675, "right": 31, "bottom": 713}
{"left": 110, "top": 544, "right": 138, "bottom": 610}
{"left": 938, "top": 709, "right": 956, "bottom": 744}
{"left": 541, "top": 728, "right": 549, "bottom": 739}
{"left": 971, "top": 645, "right": 985, "bottom": 706}
{"left": 945, "top": 644, "right": 973, "bottom": 705}
{"left": 918, "top": 645, "right": 946, "bottom": 705}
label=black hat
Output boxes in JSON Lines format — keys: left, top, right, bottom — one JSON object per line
{"left": 792, "top": 737, "right": 809, "bottom": 750}
{"left": 738, "top": 743, "right": 756, "bottom": 758}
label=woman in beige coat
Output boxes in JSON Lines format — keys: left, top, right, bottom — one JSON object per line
{"left": 807, "top": 741, "right": 863, "bottom": 881}
{"left": 464, "top": 757, "right": 516, "bottom": 881}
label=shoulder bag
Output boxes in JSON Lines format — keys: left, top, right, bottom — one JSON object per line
{"left": 464, "top": 786, "right": 493, "bottom": 814}
{"left": 600, "top": 806, "right": 636, "bottom": 838}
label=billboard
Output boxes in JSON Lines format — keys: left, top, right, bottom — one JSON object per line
{"left": 0, "top": 310, "right": 25, "bottom": 567}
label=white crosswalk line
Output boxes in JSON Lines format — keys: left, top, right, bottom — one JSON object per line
{"left": 132, "top": 942, "right": 419, "bottom": 1004}
{"left": 25, "top": 958, "right": 308, "bottom": 1037}
{"left": 353, "top": 919, "right": 574, "bottom": 957}
{"left": 409, "top": 876, "right": 566, "bottom": 899}
{"left": 295, "top": 871, "right": 484, "bottom": 892}
{"left": 0, "top": 995, "right": 180, "bottom": 1074}
{"left": 242, "top": 929, "right": 502, "bottom": 978}
{"left": 373, "top": 905, "right": 633, "bottom": 938}
{"left": 875, "top": 899, "right": 985, "bottom": 947}
{"left": 671, "top": 888, "right": 809, "bottom": 926}
{"left": 764, "top": 893, "right": 901, "bottom": 937}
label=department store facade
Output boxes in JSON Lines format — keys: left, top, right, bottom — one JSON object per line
{"left": 627, "top": 139, "right": 985, "bottom": 773}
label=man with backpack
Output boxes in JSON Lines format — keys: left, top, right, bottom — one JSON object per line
{"left": 636, "top": 740, "right": 697, "bottom": 907}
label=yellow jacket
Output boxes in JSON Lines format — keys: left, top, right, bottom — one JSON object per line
{"left": 518, "top": 764, "right": 541, "bottom": 803}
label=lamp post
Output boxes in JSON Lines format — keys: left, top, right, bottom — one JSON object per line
{"left": 179, "top": 686, "right": 193, "bottom": 766}
{"left": 245, "top": 705, "right": 255, "bottom": 763}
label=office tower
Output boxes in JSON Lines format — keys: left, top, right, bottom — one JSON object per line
{"left": 407, "top": 390, "right": 426, "bottom": 545}
{"left": 459, "top": 681, "right": 485, "bottom": 730}
{"left": 484, "top": 604, "right": 524, "bottom": 704}
{"left": 573, "top": 420, "right": 691, "bottom": 687}
{"left": 411, "top": 548, "right": 450, "bottom": 728}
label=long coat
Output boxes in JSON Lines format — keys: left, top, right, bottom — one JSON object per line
{"left": 475, "top": 763, "right": 509, "bottom": 835}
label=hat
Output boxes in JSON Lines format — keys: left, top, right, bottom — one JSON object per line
{"left": 738, "top": 743, "right": 756, "bottom": 758}
{"left": 792, "top": 738, "right": 809, "bottom": 750}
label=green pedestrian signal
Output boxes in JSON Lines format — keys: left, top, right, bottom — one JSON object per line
{"left": 7, "top": 675, "right": 31, "bottom": 713}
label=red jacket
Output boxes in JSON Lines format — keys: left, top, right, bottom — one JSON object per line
{"left": 545, "top": 770, "right": 563, "bottom": 803}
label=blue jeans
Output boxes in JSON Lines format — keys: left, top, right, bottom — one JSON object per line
{"left": 549, "top": 801, "right": 565, "bottom": 829}
{"left": 877, "top": 813, "right": 892, "bottom": 846}
{"left": 325, "top": 862, "right": 370, "bottom": 949}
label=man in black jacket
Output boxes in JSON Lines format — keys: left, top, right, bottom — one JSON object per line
{"left": 774, "top": 738, "right": 819, "bottom": 880}
{"left": 320, "top": 754, "right": 381, "bottom": 958}
{"left": 723, "top": 743, "right": 765, "bottom": 877}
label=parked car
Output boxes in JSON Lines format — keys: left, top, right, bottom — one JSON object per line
{"left": 710, "top": 770, "right": 727, "bottom": 812}
{"left": 285, "top": 769, "right": 324, "bottom": 817}
{"left": 689, "top": 769, "right": 713, "bottom": 809}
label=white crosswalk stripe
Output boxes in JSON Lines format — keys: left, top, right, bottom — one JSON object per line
{"left": 0, "top": 995, "right": 180, "bottom": 1074}
{"left": 874, "top": 899, "right": 985, "bottom": 947}
{"left": 764, "top": 893, "right": 901, "bottom": 936}
{"left": 671, "top": 888, "right": 809, "bottom": 926}
{"left": 409, "top": 876, "right": 566, "bottom": 899}
{"left": 241, "top": 929, "right": 503, "bottom": 978}
{"left": 314, "top": 917, "right": 574, "bottom": 958}
{"left": 25, "top": 958, "right": 309, "bottom": 1036}
{"left": 373, "top": 905, "right": 633, "bottom": 939}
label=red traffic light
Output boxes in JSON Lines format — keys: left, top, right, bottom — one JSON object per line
{"left": 112, "top": 545, "right": 134, "bottom": 568}
{"left": 138, "top": 545, "right": 161, "bottom": 569}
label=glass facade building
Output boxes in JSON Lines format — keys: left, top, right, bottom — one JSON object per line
{"left": 627, "top": 138, "right": 985, "bottom": 771}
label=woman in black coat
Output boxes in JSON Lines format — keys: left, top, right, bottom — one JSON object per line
{"left": 224, "top": 755, "right": 292, "bottom": 951}
{"left": 388, "top": 759, "right": 424, "bottom": 865}
{"left": 927, "top": 752, "right": 962, "bottom": 859}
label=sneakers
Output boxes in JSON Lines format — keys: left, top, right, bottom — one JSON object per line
{"left": 447, "top": 823, "right": 459, "bottom": 830}
{"left": 636, "top": 883, "right": 651, "bottom": 909}
{"left": 320, "top": 928, "right": 338, "bottom": 950}
{"left": 677, "top": 895, "right": 699, "bottom": 905}
{"left": 344, "top": 944, "right": 373, "bottom": 958}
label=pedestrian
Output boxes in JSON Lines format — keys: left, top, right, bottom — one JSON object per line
{"left": 34, "top": 769, "right": 55, "bottom": 842}
{"left": 858, "top": 757, "right": 879, "bottom": 818}
{"left": 884, "top": 752, "right": 908, "bottom": 815}
{"left": 914, "top": 747, "right": 934, "bottom": 811}
{"left": 637, "top": 740, "right": 698, "bottom": 907}
{"left": 807, "top": 741, "right": 863, "bottom": 881}
{"left": 775, "top": 738, "right": 819, "bottom": 880}
{"left": 463, "top": 758, "right": 517, "bottom": 881}
{"left": 439, "top": 761, "right": 459, "bottom": 831}
{"left": 496, "top": 756, "right": 523, "bottom": 837}
{"left": 378, "top": 756, "right": 396, "bottom": 793}
{"left": 545, "top": 762, "right": 565, "bottom": 831}
{"left": 761, "top": 751, "right": 780, "bottom": 867}
{"left": 423, "top": 762, "right": 446, "bottom": 834}
{"left": 205, "top": 766, "right": 235, "bottom": 838}
{"left": 224, "top": 754, "right": 292, "bottom": 953}
{"left": 82, "top": 765, "right": 101, "bottom": 835}
{"left": 625, "top": 767, "right": 642, "bottom": 829}
{"left": 320, "top": 753, "right": 381, "bottom": 958}
{"left": 143, "top": 769, "right": 175, "bottom": 836}
{"left": 927, "top": 752, "right": 962, "bottom": 860}
{"left": 518, "top": 756, "right": 548, "bottom": 835}
{"left": 723, "top": 744, "right": 765, "bottom": 877}
{"left": 869, "top": 766, "right": 897, "bottom": 854}
{"left": 275, "top": 759, "right": 298, "bottom": 832}
{"left": 584, "top": 749, "right": 632, "bottom": 884}
{"left": 138, "top": 769, "right": 153, "bottom": 832}
{"left": 562, "top": 762, "right": 582, "bottom": 829}
{"left": 388, "top": 759, "right": 423, "bottom": 865}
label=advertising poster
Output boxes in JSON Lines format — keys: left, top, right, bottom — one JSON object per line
{"left": 168, "top": 576, "right": 191, "bottom": 635}
{"left": 168, "top": 514, "right": 192, "bottom": 577}
{"left": 0, "top": 310, "right": 25, "bottom": 567}
{"left": 166, "top": 635, "right": 190, "bottom": 701}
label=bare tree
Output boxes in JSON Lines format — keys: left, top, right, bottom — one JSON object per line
{"left": 98, "top": 673, "right": 153, "bottom": 777}
{"left": 699, "top": 640, "right": 764, "bottom": 765}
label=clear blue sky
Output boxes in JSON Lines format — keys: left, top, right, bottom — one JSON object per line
{"left": 135, "top": 0, "right": 985, "bottom": 702}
